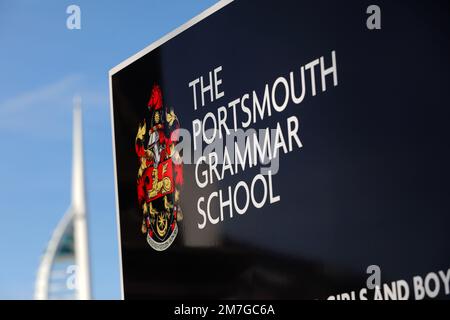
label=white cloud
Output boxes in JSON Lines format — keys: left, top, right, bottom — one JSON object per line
{"left": 0, "top": 75, "right": 81, "bottom": 115}
{"left": 0, "top": 74, "right": 108, "bottom": 140}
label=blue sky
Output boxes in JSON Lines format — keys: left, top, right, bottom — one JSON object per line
{"left": 0, "top": 0, "right": 218, "bottom": 299}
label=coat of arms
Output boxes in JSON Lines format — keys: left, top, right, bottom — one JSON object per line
{"left": 135, "top": 84, "right": 183, "bottom": 251}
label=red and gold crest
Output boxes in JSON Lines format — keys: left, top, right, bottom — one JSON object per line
{"left": 135, "top": 84, "right": 183, "bottom": 251}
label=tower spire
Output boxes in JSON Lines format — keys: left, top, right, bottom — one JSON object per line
{"left": 71, "top": 95, "right": 91, "bottom": 300}
{"left": 35, "top": 96, "right": 92, "bottom": 300}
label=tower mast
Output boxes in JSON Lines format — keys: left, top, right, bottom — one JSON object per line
{"left": 72, "top": 96, "right": 91, "bottom": 300}
{"left": 35, "top": 96, "right": 92, "bottom": 300}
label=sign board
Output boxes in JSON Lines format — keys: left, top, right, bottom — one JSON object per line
{"left": 109, "top": 0, "right": 450, "bottom": 299}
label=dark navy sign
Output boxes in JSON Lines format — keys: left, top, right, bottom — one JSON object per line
{"left": 110, "top": 0, "right": 450, "bottom": 299}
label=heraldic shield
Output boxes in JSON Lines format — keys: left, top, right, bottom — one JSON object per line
{"left": 135, "top": 84, "right": 183, "bottom": 251}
